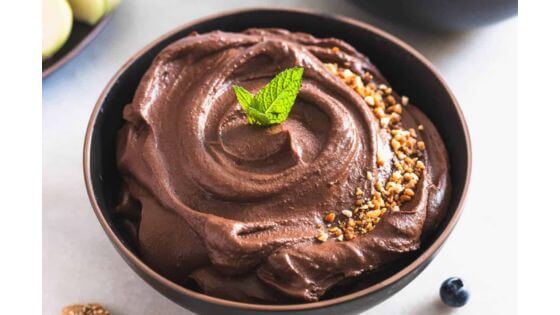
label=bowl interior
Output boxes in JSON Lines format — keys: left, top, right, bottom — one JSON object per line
{"left": 87, "top": 8, "right": 470, "bottom": 310}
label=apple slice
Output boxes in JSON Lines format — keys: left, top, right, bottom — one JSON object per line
{"left": 42, "top": 0, "right": 73, "bottom": 60}
{"left": 105, "top": 0, "right": 122, "bottom": 13}
{"left": 68, "top": 0, "right": 107, "bottom": 25}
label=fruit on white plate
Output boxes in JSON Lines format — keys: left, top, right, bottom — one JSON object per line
{"left": 68, "top": 0, "right": 107, "bottom": 25}
{"left": 42, "top": 0, "right": 73, "bottom": 60}
{"left": 105, "top": 0, "right": 122, "bottom": 13}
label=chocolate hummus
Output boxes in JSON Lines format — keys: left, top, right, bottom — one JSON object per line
{"left": 115, "top": 29, "right": 451, "bottom": 303}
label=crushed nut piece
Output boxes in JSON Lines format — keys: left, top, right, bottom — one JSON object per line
{"left": 62, "top": 303, "right": 110, "bottom": 315}
{"left": 404, "top": 188, "right": 415, "bottom": 197}
{"left": 344, "top": 230, "right": 356, "bottom": 240}
{"left": 401, "top": 96, "right": 409, "bottom": 105}
{"left": 342, "top": 69, "right": 354, "bottom": 80}
{"left": 316, "top": 231, "right": 328, "bottom": 242}
{"left": 387, "top": 104, "right": 402, "bottom": 114}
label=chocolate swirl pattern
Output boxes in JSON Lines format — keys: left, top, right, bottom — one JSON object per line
{"left": 116, "top": 29, "right": 451, "bottom": 303}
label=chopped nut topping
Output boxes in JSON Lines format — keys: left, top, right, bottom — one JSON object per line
{"left": 391, "top": 138, "right": 401, "bottom": 151}
{"left": 318, "top": 64, "right": 427, "bottom": 242}
{"left": 387, "top": 104, "right": 402, "bottom": 114}
{"left": 62, "top": 303, "right": 110, "bottom": 315}
{"left": 364, "top": 95, "right": 375, "bottom": 106}
{"left": 401, "top": 96, "right": 409, "bottom": 106}
{"left": 316, "top": 231, "right": 328, "bottom": 242}
{"left": 344, "top": 230, "right": 356, "bottom": 240}
{"left": 329, "top": 227, "right": 343, "bottom": 236}
{"left": 342, "top": 69, "right": 354, "bottom": 80}
{"left": 409, "top": 128, "right": 417, "bottom": 138}
{"left": 380, "top": 117, "right": 390, "bottom": 127}
{"left": 325, "top": 63, "right": 338, "bottom": 74}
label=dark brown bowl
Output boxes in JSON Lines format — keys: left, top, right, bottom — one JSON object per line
{"left": 352, "top": 0, "right": 517, "bottom": 31}
{"left": 42, "top": 15, "right": 111, "bottom": 78}
{"left": 84, "top": 8, "right": 471, "bottom": 315}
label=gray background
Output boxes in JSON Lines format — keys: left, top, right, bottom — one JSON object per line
{"left": 43, "top": 1, "right": 517, "bottom": 314}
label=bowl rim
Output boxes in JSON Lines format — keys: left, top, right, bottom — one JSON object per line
{"left": 83, "top": 7, "right": 472, "bottom": 312}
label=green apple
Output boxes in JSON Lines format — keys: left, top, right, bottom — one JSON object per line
{"left": 42, "top": 0, "right": 73, "bottom": 60}
{"left": 68, "top": 0, "right": 107, "bottom": 25}
{"left": 105, "top": 0, "right": 122, "bottom": 13}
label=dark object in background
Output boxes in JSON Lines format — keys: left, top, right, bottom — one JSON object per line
{"left": 440, "top": 277, "right": 470, "bottom": 307}
{"left": 353, "top": 0, "right": 517, "bottom": 31}
{"left": 84, "top": 8, "right": 471, "bottom": 315}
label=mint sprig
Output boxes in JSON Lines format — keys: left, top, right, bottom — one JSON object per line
{"left": 233, "top": 67, "right": 304, "bottom": 126}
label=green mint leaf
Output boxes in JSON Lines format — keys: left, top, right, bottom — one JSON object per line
{"left": 232, "top": 67, "right": 304, "bottom": 126}
{"left": 232, "top": 85, "right": 254, "bottom": 111}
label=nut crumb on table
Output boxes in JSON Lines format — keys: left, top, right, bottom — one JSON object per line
{"left": 61, "top": 303, "right": 109, "bottom": 315}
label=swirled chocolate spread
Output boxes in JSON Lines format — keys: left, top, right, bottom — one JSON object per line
{"left": 115, "top": 28, "right": 451, "bottom": 303}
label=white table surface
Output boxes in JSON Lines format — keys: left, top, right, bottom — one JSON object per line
{"left": 43, "top": 1, "right": 517, "bottom": 314}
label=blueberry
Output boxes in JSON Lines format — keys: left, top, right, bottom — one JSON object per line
{"left": 440, "top": 277, "right": 469, "bottom": 307}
